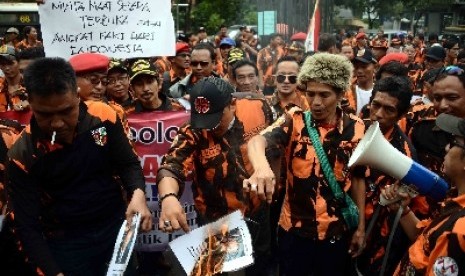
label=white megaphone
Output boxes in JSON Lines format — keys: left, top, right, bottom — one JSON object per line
{"left": 348, "top": 122, "right": 448, "bottom": 206}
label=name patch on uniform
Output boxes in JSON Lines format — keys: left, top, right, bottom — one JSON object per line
{"left": 91, "top": 127, "right": 108, "bottom": 146}
{"left": 201, "top": 144, "right": 221, "bottom": 159}
{"left": 433, "top": 256, "right": 459, "bottom": 276}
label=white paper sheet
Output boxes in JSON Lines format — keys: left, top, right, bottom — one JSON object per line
{"left": 169, "top": 210, "right": 254, "bottom": 275}
{"left": 106, "top": 213, "right": 141, "bottom": 276}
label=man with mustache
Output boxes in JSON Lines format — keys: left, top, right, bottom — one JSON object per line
{"left": 127, "top": 59, "right": 183, "bottom": 113}
{"left": 6, "top": 57, "right": 152, "bottom": 276}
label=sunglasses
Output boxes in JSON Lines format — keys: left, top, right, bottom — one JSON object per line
{"left": 450, "top": 139, "right": 465, "bottom": 151}
{"left": 435, "top": 65, "right": 465, "bottom": 83}
{"left": 276, "top": 74, "right": 297, "bottom": 84}
{"left": 191, "top": 61, "right": 210, "bottom": 67}
{"left": 443, "top": 65, "right": 465, "bottom": 76}
{"left": 84, "top": 75, "right": 109, "bottom": 86}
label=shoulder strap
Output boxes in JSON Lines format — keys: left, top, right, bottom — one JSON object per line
{"left": 303, "top": 111, "right": 343, "bottom": 199}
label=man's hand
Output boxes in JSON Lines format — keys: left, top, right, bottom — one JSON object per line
{"left": 243, "top": 165, "right": 275, "bottom": 204}
{"left": 159, "top": 196, "right": 189, "bottom": 233}
{"left": 126, "top": 189, "right": 152, "bottom": 232}
{"left": 381, "top": 182, "right": 413, "bottom": 212}
{"left": 349, "top": 228, "right": 365, "bottom": 257}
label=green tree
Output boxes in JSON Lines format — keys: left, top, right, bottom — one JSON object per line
{"left": 335, "top": 0, "right": 455, "bottom": 29}
{"left": 188, "top": 0, "right": 256, "bottom": 33}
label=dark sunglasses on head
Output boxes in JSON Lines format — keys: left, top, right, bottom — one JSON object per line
{"left": 443, "top": 65, "right": 465, "bottom": 76}
{"left": 434, "top": 65, "right": 465, "bottom": 83}
{"left": 191, "top": 61, "right": 210, "bottom": 67}
{"left": 276, "top": 74, "right": 297, "bottom": 84}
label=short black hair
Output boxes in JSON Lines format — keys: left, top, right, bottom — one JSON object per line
{"left": 428, "top": 33, "right": 438, "bottom": 42}
{"left": 318, "top": 33, "right": 337, "bottom": 52}
{"left": 192, "top": 43, "right": 216, "bottom": 61}
{"left": 375, "top": 61, "right": 408, "bottom": 80}
{"left": 16, "top": 46, "right": 45, "bottom": 61}
{"left": 231, "top": 59, "right": 258, "bottom": 79}
{"left": 443, "top": 39, "right": 459, "bottom": 50}
{"left": 371, "top": 76, "right": 413, "bottom": 116}
{"left": 270, "top": 33, "right": 283, "bottom": 41}
{"left": 434, "top": 64, "right": 465, "bottom": 89}
{"left": 23, "top": 26, "right": 34, "bottom": 36}
{"left": 24, "top": 57, "right": 77, "bottom": 99}
{"left": 273, "top": 56, "right": 299, "bottom": 74}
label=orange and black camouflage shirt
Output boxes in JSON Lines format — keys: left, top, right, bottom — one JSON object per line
{"left": 7, "top": 101, "right": 145, "bottom": 276}
{"left": 260, "top": 108, "right": 366, "bottom": 240}
{"left": 394, "top": 194, "right": 465, "bottom": 275}
{"left": 358, "top": 123, "right": 419, "bottom": 275}
{"left": 157, "top": 98, "right": 274, "bottom": 222}
{"left": 0, "top": 120, "right": 21, "bottom": 215}
{"left": 265, "top": 90, "right": 310, "bottom": 120}
{"left": 0, "top": 77, "right": 28, "bottom": 112}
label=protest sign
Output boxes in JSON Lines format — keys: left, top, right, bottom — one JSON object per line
{"left": 39, "top": 0, "right": 176, "bottom": 58}
{"left": 127, "top": 110, "right": 197, "bottom": 252}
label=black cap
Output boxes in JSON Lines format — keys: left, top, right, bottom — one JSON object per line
{"left": 354, "top": 48, "right": 377, "bottom": 64}
{"left": 436, "top": 113, "right": 465, "bottom": 137}
{"left": 0, "top": 45, "right": 17, "bottom": 63}
{"left": 129, "top": 59, "right": 159, "bottom": 82}
{"left": 425, "top": 46, "right": 446, "bottom": 61}
{"left": 108, "top": 58, "right": 128, "bottom": 74}
{"left": 190, "top": 77, "right": 235, "bottom": 129}
{"left": 198, "top": 26, "right": 206, "bottom": 33}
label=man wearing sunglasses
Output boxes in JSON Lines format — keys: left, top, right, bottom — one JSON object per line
{"left": 245, "top": 53, "right": 366, "bottom": 275}
{"left": 69, "top": 53, "right": 131, "bottom": 139}
{"left": 267, "top": 56, "right": 309, "bottom": 119}
{"left": 409, "top": 65, "right": 465, "bottom": 215}
{"left": 169, "top": 43, "right": 219, "bottom": 106}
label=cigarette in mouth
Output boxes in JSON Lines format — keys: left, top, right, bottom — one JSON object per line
{"left": 51, "top": 131, "right": 56, "bottom": 145}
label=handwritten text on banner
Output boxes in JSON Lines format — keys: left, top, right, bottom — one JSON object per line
{"left": 39, "top": 0, "right": 176, "bottom": 58}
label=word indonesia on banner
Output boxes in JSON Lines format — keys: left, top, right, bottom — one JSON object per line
{"left": 127, "top": 111, "right": 198, "bottom": 252}
{"left": 38, "top": 0, "right": 176, "bottom": 58}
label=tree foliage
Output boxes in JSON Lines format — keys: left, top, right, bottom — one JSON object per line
{"left": 335, "top": 0, "right": 455, "bottom": 29}
{"left": 189, "top": 0, "right": 256, "bottom": 33}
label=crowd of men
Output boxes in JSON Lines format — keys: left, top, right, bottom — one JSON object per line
{"left": 0, "top": 11, "right": 465, "bottom": 276}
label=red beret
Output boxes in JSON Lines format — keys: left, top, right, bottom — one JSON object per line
{"left": 175, "top": 42, "right": 190, "bottom": 55}
{"left": 379, "top": 53, "right": 409, "bottom": 66}
{"left": 291, "top": 32, "right": 307, "bottom": 41}
{"left": 69, "top": 53, "right": 109, "bottom": 74}
{"left": 356, "top": 32, "right": 366, "bottom": 40}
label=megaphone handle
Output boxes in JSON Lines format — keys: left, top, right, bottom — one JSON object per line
{"left": 379, "top": 183, "right": 406, "bottom": 206}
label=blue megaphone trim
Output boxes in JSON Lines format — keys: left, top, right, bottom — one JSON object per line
{"left": 402, "top": 162, "right": 449, "bottom": 201}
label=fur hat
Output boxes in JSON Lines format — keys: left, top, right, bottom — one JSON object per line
{"left": 298, "top": 53, "right": 353, "bottom": 92}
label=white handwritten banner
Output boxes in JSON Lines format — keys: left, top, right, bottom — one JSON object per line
{"left": 39, "top": 0, "right": 176, "bottom": 59}
{"left": 128, "top": 111, "right": 197, "bottom": 252}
